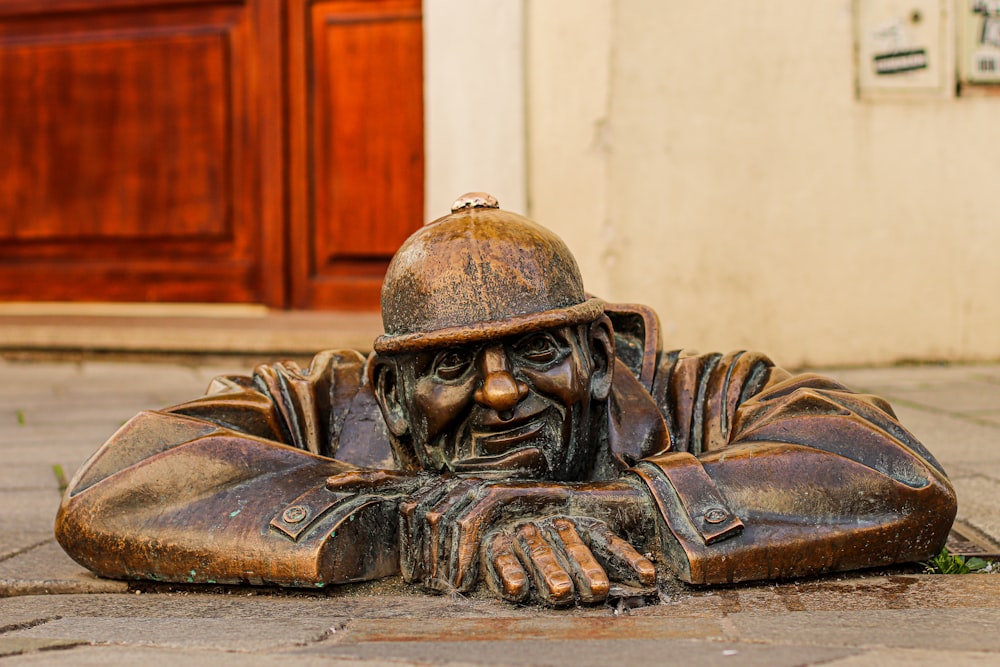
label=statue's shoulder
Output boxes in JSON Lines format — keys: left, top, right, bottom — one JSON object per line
{"left": 602, "top": 302, "right": 777, "bottom": 398}
{"left": 208, "top": 348, "right": 369, "bottom": 395}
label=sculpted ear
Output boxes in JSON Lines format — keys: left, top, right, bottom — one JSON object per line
{"left": 372, "top": 357, "right": 409, "bottom": 437}
{"left": 588, "top": 314, "right": 615, "bottom": 402}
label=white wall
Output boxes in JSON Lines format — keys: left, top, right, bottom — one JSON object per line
{"left": 423, "top": 0, "right": 527, "bottom": 220}
{"left": 527, "top": 0, "right": 1000, "bottom": 367}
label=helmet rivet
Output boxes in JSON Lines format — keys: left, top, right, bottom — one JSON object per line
{"left": 450, "top": 192, "right": 499, "bottom": 213}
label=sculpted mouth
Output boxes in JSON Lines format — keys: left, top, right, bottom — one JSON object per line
{"left": 471, "top": 416, "right": 547, "bottom": 456}
{"left": 449, "top": 446, "right": 548, "bottom": 478}
{"left": 447, "top": 411, "right": 554, "bottom": 478}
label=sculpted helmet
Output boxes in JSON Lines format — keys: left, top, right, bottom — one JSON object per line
{"left": 374, "top": 193, "right": 605, "bottom": 354}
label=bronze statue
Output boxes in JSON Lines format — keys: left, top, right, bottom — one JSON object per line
{"left": 56, "top": 193, "right": 957, "bottom": 606}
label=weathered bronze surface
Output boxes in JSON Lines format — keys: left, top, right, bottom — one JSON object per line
{"left": 56, "top": 193, "right": 957, "bottom": 606}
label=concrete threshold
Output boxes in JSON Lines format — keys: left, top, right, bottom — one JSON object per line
{"left": 0, "top": 303, "right": 383, "bottom": 355}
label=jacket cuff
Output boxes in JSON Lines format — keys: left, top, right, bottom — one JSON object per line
{"left": 629, "top": 452, "right": 743, "bottom": 582}
{"left": 268, "top": 483, "right": 401, "bottom": 585}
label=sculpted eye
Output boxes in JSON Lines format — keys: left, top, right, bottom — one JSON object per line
{"left": 432, "top": 348, "right": 473, "bottom": 381}
{"left": 514, "top": 333, "right": 564, "bottom": 366}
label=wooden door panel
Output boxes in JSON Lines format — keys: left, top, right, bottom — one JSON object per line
{"left": 0, "top": 0, "right": 422, "bottom": 310}
{"left": 290, "top": 0, "right": 424, "bottom": 310}
{"left": 0, "top": 26, "right": 231, "bottom": 242}
{"left": 0, "top": 3, "right": 272, "bottom": 304}
{"left": 0, "top": 257, "right": 258, "bottom": 303}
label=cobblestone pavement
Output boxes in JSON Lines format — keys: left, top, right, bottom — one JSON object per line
{"left": 1, "top": 354, "right": 998, "bottom": 666}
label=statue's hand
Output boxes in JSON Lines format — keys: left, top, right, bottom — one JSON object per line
{"left": 396, "top": 477, "right": 656, "bottom": 605}
{"left": 483, "top": 516, "right": 656, "bottom": 606}
{"left": 398, "top": 477, "right": 572, "bottom": 593}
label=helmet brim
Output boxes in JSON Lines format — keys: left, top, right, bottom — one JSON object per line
{"left": 373, "top": 298, "right": 605, "bottom": 355}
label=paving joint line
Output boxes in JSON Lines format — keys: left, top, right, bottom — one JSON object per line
{"left": 972, "top": 373, "right": 1000, "bottom": 386}
{"left": 0, "top": 616, "right": 61, "bottom": 635}
{"left": 0, "top": 539, "right": 52, "bottom": 565}
{"left": 298, "top": 620, "right": 348, "bottom": 648}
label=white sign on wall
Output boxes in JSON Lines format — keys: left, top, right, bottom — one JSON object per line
{"left": 855, "top": 0, "right": 949, "bottom": 97}
{"left": 959, "top": 0, "right": 1000, "bottom": 84}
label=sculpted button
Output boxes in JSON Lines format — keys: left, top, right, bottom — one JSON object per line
{"left": 282, "top": 505, "right": 309, "bottom": 524}
{"left": 704, "top": 508, "right": 728, "bottom": 524}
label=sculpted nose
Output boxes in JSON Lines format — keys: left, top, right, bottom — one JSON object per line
{"left": 476, "top": 373, "right": 526, "bottom": 412}
{"left": 474, "top": 345, "right": 529, "bottom": 413}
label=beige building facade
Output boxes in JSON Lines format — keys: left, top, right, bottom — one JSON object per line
{"left": 425, "top": 0, "right": 1000, "bottom": 367}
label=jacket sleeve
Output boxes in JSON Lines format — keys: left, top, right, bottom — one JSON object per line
{"left": 55, "top": 350, "right": 406, "bottom": 588}
{"left": 629, "top": 350, "right": 957, "bottom": 585}
{"left": 166, "top": 348, "right": 390, "bottom": 462}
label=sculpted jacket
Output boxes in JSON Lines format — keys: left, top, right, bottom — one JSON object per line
{"left": 55, "top": 306, "right": 957, "bottom": 588}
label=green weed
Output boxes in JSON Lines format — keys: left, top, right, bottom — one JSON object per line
{"left": 52, "top": 464, "right": 69, "bottom": 493}
{"left": 923, "top": 547, "right": 993, "bottom": 574}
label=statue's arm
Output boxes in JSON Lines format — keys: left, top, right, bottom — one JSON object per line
{"left": 54, "top": 409, "right": 414, "bottom": 587}
{"left": 55, "top": 349, "right": 408, "bottom": 588}
{"left": 631, "top": 365, "right": 957, "bottom": 584}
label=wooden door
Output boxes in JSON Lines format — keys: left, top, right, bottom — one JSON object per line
{"left": 0, "top": 0, "right": 285, "bottom": 306}
{"left": 0, "top": 0, "right": 423, "bottom": 310}
{"left": 288, "top": 0, "right": 424, "bottom": 310}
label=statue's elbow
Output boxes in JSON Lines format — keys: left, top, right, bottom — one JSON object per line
{"left": 900, "top": 473, "right": 957, "bottom": 561}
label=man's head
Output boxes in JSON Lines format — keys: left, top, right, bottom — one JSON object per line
{"left": 371, "top": 194, "right": 615, "bottom": 481}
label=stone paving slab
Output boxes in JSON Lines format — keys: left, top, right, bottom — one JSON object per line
{"left": 823, "top": 363, "right": 1000, "bottom": 388}
{"left": 8, "top": 645, "right": 994, "bottom": 667}
{"left": 941, "top": 472, "right": 1000, "bottom": 541}
{"left": 825, "top": 365, "right": 1000, "bottom": 427}
{"left": 0, "top": 311, "right": 382, "bottom": 356}
{"left": 882, "top": 383, "right": 1000, "bottom": 415}
{"left": 0, "top": 489, "right": 64, "bottom": 560}
{"left": 0, "top": 646, "right": 364, "bottom": 667}
{"left": 825, "top": 649, "right": 1000, "bottom": 667}
{"left": 292, "top": 638, "right": 859, "bottom": 667}
{"left": 886, "top": 404, "right": 1000, "bottom": 464}
{"left": 731, "top": 608, "right": 1000, "bottom": 651}
{"left": 0, "top": 465, "right": 60, "bottom": 491}
{"left": 13, "top": 616, "right": 339, "bottom": 652}
{"left": 976, "top": 412, "right": 1000, "bottom": 427}
{"left": 0, "top": 541, "right": 127, "bottom": 597}
{"left": 0, "top": 638, "right": 84, "bottom": 659}
{"left": 2, "top": 445, "right": 99, "bottom": 472}
{"left": 2, "top": 579, "right": 999, "bottom": 665}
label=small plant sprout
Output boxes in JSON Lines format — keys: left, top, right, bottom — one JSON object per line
{"left": 923, "top": 547, "right": 995, "bottom": 574}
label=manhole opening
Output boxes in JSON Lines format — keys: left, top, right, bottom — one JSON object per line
{"left": 946, "top": 519, "right": 1000, "bottom": 559}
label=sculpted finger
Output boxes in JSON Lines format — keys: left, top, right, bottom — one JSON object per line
{"left": 513, "top": 523, "right": 574, "bottom": 606}
{"left": 449, "top": 484, "right": 571, "bottom": 591}
{"left": 398, "top": 476, "right": 453, "bottom": 582}
{"left": 583, "top": 521, "right": 657, "bottom": 588}
{"left": 325, "top": 469, "right": 416, "bottom": 493}
{"left": 549, "top": 518, "right": 609, "bottom": 604}
{"left": 422, "top": 479, "right": 482, "bottom": 591}
{"left": 484, "top": 531, "right": 529, "bottom": 603}
{"left": 447, "top": 486, "right": 511, "bottom": 591}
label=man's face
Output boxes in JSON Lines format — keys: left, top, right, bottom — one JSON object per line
{"left": 385, "top": 325, "right": 607, "bottom": 481}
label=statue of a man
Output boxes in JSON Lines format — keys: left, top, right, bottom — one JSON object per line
{"left": 56, "top": 194, "right": 957, "bottom": 606}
